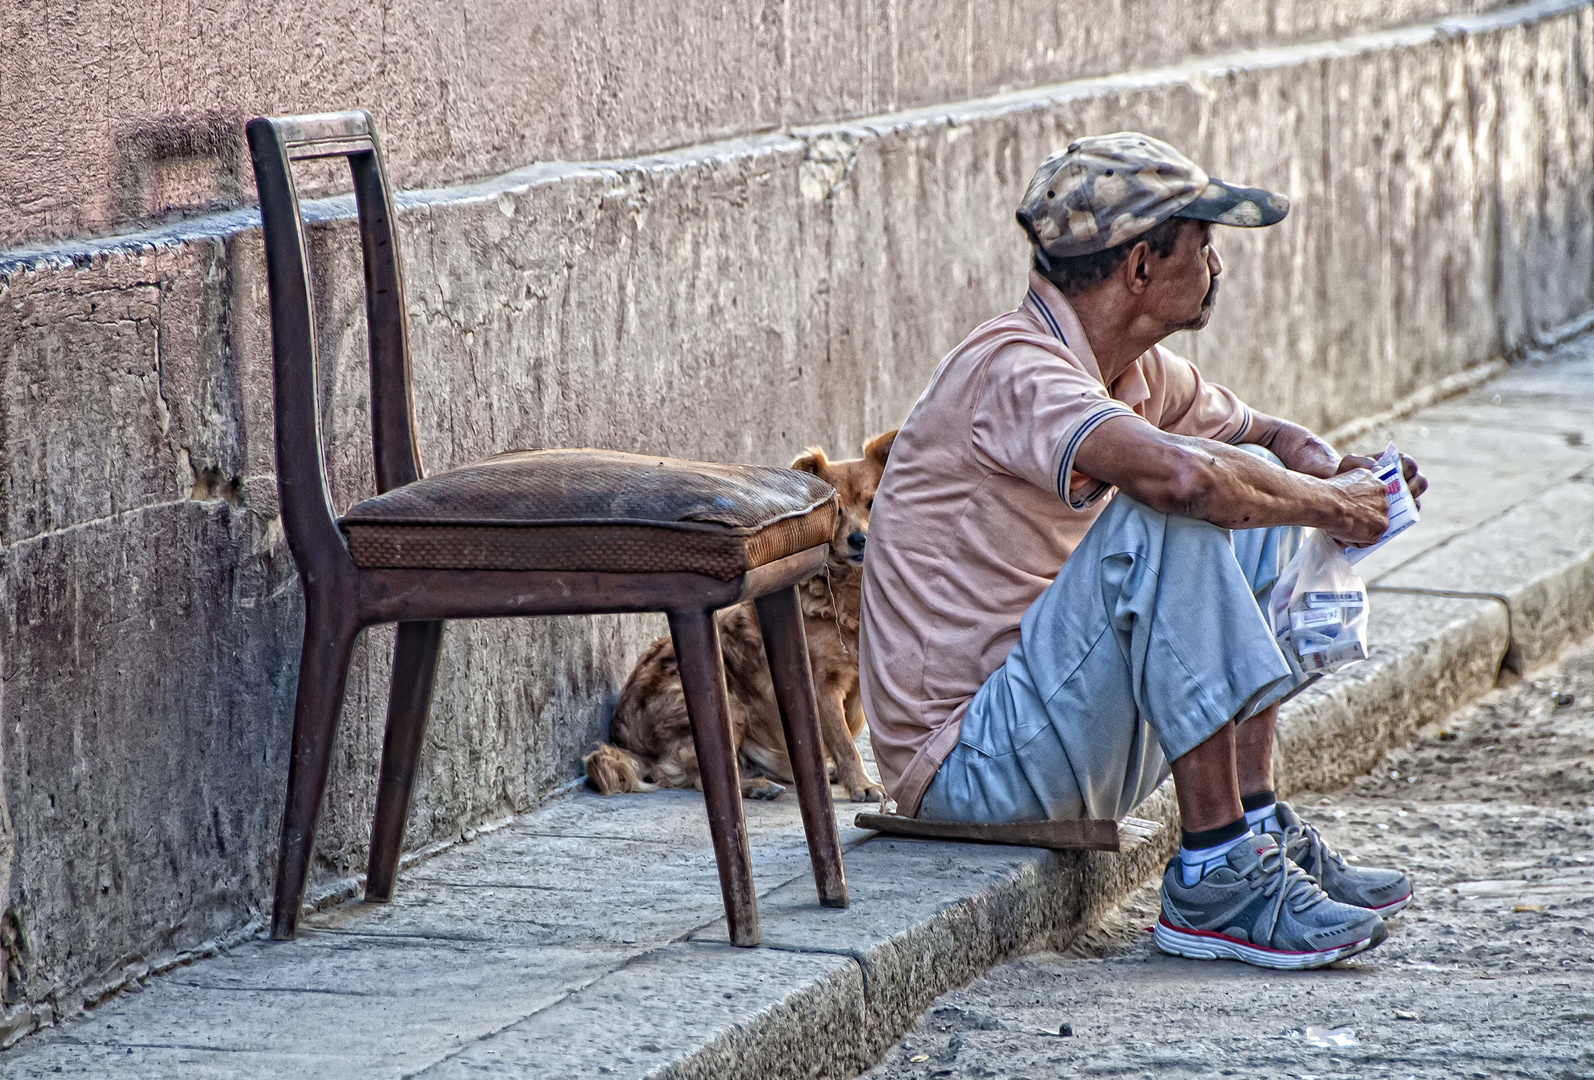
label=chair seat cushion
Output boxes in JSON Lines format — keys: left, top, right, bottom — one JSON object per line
{"left": 339, "top": 449, "right": 838, "bottom": 580}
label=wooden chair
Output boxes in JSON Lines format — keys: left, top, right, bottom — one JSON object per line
{"left": 245, "top": 110, "right": 848, "bottom": 947}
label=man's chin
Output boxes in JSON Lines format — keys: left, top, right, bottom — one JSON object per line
{"left": 1180, "top": 306, "right": 1215, "bottom": 332}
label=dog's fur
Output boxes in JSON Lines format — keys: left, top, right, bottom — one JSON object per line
{"left": 584, "top": 431, "right": 896, "bottom": 802}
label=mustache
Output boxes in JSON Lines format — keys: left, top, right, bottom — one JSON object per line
{"left": 1201, "top": 278, "right": 1221, "bottom": 310}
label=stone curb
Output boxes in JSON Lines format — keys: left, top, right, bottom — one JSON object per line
{"left": 675, "top": 785, "right": 1179, "bottom": 1080}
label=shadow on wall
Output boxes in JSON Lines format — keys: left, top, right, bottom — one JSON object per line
{"left": 112, "top": 113, "right": 244, "bottom": 230}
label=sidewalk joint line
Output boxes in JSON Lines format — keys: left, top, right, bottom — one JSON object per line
{"left": 304, "top": 928, "right": 510, "bottom": 943}
{"left": 507, "top": 829, "right": 685, "bottom": 844}
{"left": 1367, "top": 467, "right": 1593, "bottom": 585}
{"left": 392, "top": 856, "right": 853, "bottom": 1077}
{"left": 752, "top": 942, "right": 873, "bottom": 1002}
{"left": 1367, "top": 585, "right": 1521, "bottom": 675}
{"left": 403, "top": 878, "right": 570, "bottom": 891}
{"left": 398, "top": 931, "right": 723, "bottom": 1079}
{"left": 166, "top": 981, "right": 375, "bottom": 997}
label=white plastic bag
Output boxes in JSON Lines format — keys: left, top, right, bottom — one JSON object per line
{"left": 1269, "top": 530, "right": 1369, "bottom": 675}
{"left": 1267, "top": 441, "right": 1420, "bottom": 675}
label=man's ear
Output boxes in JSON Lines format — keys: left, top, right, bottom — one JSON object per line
{"left": 790, "top": 446, "right": 831, "bottom": 479}
{"left": 863, "top": 429, "right": 898, "bottom": 467}
{"left": 1124, "top": 239, "right": 1152, "bottom": 294}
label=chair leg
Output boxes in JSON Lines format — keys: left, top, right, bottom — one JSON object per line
{"left": 753, "top": 586, "right": 850, "bottom": 909}
{"left": 366, "top": 620, "right": 446, "bottom": 903}
{"left": 667, "top": 609, "right": 761, "bottom": 947}
{"left": 271, "top": 592, "right": 360, "bottom": 940}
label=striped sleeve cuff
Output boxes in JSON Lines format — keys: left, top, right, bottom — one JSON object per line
{"left": 1055, "top": 402, "right": 1137, "bottom": 511}
{"left": 1224, "top": 404, "right": 1256, "bottom": 445}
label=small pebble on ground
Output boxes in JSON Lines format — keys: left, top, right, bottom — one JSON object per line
{"left": 861, "top": 636, "right": 1594, "bottom": 1080}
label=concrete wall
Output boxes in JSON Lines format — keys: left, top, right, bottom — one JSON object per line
{"left": 2, "top": 0, "right": 1592, "bottom": 1039}
{"left": 1, "top": 0, "right": 1511, "bottom": 247}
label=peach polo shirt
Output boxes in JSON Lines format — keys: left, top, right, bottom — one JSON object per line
{"left": 858, "top": 270, "right": 1255, "bottom": 816}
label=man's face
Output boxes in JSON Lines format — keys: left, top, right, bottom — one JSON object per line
{"left": 1145, "top": 220, "right": 1223, "bottom": 333}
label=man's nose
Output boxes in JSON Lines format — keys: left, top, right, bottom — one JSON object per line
{"left": 1207, "top": 245, "right": 1223, "bottom": 277}
{"left": 847, "top": 531, "right": 867, "bottom": 552}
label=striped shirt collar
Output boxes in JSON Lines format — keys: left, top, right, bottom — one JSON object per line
{"left": 1024, "top": 269, "right": 1152, "bottom": 410}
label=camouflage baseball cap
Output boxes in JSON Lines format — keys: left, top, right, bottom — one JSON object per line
{"left": 1015, "top": 132, "right": 1289, "bottom": 266}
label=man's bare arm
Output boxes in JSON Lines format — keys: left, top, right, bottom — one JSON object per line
{"left": 1072, "top": 414, "right": 1390, "bottom": 544}
{"left": 1241, "top": 408, "right": 1430, "bottom": 503}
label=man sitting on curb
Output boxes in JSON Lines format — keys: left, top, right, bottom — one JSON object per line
{"left": 859, "top": 133, "right": 1428, "bottom": 970}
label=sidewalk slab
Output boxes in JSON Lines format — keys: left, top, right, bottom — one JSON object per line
{"left": 4, "top": 345, "right": 1594, "bottom": 1078}
{"left": 434, "top": 943, "right": 867, "bottom": 1080}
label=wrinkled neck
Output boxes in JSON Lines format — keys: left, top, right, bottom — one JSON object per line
{"left": 1067, "top": 287, "right": 1166, "bottom": 387}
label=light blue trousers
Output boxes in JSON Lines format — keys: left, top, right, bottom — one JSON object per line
{"left": 918, "top": 449, "right": 1306, "bottom": 824}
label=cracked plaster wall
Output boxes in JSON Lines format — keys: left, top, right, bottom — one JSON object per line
{"left": 0, "top": 0, "right": 1512, "bottom": 247}
{"left": 0, "top": 0, "right": 1592, "bottom": 1040}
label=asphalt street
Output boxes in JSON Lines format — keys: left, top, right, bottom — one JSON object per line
{"left": 862, "top": 636, "right": 1594, "bottom": 1080}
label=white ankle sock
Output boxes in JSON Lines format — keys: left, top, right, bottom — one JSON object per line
{"left": 1245, "top": 802, "right": 1281, "bottom": 836}
{"left": 1178, "top": 833, "right": 1252, "bottom": 886}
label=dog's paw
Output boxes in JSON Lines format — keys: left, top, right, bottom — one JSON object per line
{"left": 745, "top": 779, "right": 787, "bottom": 800}
{"left": 847, "top": 779, "right": 886, "bottom": 803}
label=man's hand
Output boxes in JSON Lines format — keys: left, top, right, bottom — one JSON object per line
{"left": 1324, "top": 465, "right": 1390, "bottom": 547}
{"left": 1337, "top": 451, "right": 1429, "bottom": 508}
{"left": 1253, "top": 410, "right": 1430, "bottom": 533}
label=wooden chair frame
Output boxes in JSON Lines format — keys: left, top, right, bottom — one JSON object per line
{"left": 245, "top": 110, "right": 847, "bottom": 947}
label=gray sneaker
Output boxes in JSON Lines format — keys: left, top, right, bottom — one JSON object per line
{"left": 1272, "top": 801, "right": 1414, "bottom": 916}
{"left": 1157, "top": 835, "right": 1388, "bottom": 970}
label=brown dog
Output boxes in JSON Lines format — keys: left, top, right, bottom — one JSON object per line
{"left": 584, "top": 431, "right": 896, "bottom": 802}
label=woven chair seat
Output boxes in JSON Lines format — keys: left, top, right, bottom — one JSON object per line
{"left": 339, "top": 449, "right": 839, "bottom": 580}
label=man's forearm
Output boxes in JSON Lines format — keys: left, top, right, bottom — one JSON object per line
{"left": 1163, "top": 438, "right": 1373, "bottom": 535}
{"left": 1074, "top": 416, "right": 1389, "bottom": 544}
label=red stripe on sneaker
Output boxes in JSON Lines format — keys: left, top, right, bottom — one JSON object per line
{"left": 1156, "top": 916, "right": 1371, "bottom": 957}
{"left": 1369, "top": 892, "right": 1413, "bottom": 913}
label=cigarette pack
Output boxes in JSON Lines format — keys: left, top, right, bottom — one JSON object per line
{"left": 1344, "top": 443, "right": 1420, "bottom": 565}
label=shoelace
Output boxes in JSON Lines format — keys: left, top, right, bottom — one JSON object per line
{"left": 1246, "top": 841, "right": 1330, "bottom": 947}
{"left": 1279, "top": 818, "right": 1348, "bottom": 880}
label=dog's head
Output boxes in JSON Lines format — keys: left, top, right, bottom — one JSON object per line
{"left": 791, "top": 430, "right": 897, "bottom": 568}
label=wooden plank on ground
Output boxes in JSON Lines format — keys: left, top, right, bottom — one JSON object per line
{"left": 854, "top": 813, "right": 1127, "bottom": 851}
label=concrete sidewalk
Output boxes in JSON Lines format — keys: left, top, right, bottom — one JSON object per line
{"left": 5, "top": 341, "right": 1594, "bottom": 1078}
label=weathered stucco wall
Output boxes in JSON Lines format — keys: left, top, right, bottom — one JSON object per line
{"left": 1, "top": 0, "right": 1591, "bottom": 1041}
{"left": 0, "top": 0, "right": 1511, "bottom": 246}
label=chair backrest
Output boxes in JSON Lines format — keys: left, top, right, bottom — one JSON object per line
{"left": 245, "top": 111, "right": 423, "bottom": 565}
